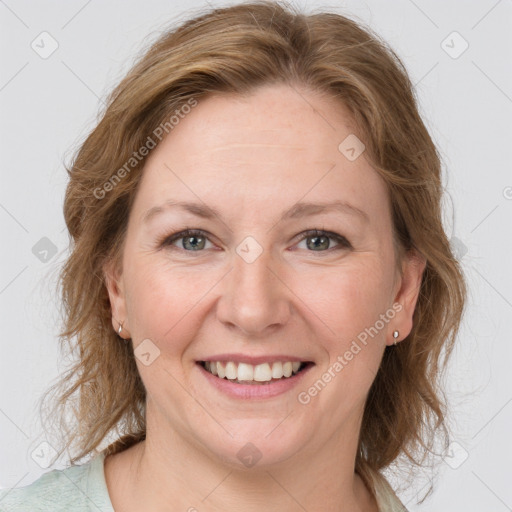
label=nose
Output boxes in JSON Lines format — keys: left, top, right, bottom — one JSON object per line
{"left": 216, "top": 248, "right": 291, "bottom": 337}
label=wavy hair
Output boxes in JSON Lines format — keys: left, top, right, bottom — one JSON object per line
{"left": 40, "top": 0, "right": 467, "bottom": 502}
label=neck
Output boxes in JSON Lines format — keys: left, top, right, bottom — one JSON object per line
{"left": 105, "top": 410, "right": 376, "bottom": 511}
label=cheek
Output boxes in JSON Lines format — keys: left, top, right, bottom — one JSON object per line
{"left": 305, "top": 259, "right": 393, "bottom": 380}
{"left": 124, "top": 256, "right": 222, "bottom": 345}
{"left": 302, "top": 258, "right": 393, "bottom": 334}
{"left": 124, "top": 246, "right": 394, "bottom": 361}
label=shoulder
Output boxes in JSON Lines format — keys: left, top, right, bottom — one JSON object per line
{"left": 0, "top": 452, "right": 113, "bottom": 512}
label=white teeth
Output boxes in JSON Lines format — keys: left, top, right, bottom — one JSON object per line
{"left": 271, "top": 361, "right": 283, "bottom": 378}
{"left": 225, "top": 361, "right": 237, "bottom": 380}
{"left": 237, "top": 362, "right": 254, "bottom": 381}
{"left": 253, "top": 363, "right": 272, "bottom": 382}
{"left": 203, "top": 360, "right": 305, "bottom": 382}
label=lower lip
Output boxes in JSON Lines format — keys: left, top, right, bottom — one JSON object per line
{"left": 196, "top": 362, "right": 314, "bottom": 400}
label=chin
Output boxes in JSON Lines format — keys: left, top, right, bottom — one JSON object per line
{"left": 197, "top": 419, "right": 309, "bottom": 470}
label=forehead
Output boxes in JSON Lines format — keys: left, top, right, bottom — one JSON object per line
{"left": 131, "top": 84, "right": 390, "bottom": 229}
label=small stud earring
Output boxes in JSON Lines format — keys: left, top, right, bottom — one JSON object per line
{"left": 118, "top": 321, "right": 124, "bottom": 336}
{"left": 392, "top": 330, "right": 399, "bottom": 345}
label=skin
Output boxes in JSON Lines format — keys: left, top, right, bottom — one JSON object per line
{"left": 103, "top": 83, "right": 426, "bottom": 511}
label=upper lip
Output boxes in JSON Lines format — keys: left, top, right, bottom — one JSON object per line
{"left": 197, "top": 353, "right": 314, "bottom": 365}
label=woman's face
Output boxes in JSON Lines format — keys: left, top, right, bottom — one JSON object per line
{"left": 105, "top": 83, "right": 425, "bottom": 468}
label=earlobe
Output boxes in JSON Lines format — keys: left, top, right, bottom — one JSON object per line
{"left": 391, "top": 249, "right": 427, "bottom": 344}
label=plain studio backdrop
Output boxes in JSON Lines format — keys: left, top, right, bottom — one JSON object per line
{"left": 0, "top": 0, "right": 511, "bottom": 510}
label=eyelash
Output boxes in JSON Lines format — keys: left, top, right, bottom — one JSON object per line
{"left": 159, "top": 228, "right": 352, "bottom": 254}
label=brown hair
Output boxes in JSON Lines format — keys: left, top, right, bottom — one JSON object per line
{"left": 40, "top": 0, "right": 466, "bottom": 501}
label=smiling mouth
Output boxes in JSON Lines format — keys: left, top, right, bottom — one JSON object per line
{"left": 198, "top": 360, "right": 313, "bottom": 385}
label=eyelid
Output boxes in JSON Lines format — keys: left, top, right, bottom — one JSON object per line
{"left": 160, "top": 228, "right": 351, "bottom": 253}
{"left": 293, "top": 229, "right": 351, "bottom": 250}
{"left": 160, "top": 228, "right": 217, "bottom": 250}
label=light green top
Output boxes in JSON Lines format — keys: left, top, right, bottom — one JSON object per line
{"left": 0, "top": 450, "right": 408, "bottom": 511}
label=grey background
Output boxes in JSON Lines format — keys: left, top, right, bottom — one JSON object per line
{"left": 1, "top": 0, "right": 511, "bottom": 510}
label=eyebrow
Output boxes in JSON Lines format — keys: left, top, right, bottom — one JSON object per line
{"left": 142, "top": 199, "right": 369, "bottom": 225}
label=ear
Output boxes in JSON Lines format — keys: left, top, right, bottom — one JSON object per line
{"left": 390, "top": 248, "right": 427, "bottom": 345}
{"left": 103, "top": 258, "right": 130, "bottom": 339}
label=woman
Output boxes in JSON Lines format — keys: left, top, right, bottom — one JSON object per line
{"left": 0, "top": 1, "right": 466, "bottom": 510}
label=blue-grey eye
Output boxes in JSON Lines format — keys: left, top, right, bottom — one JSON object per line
{"left": 296, "top": 230, "right": 350, "bottom": 251}
{"left": 164, "top": 229, "right": 213, "bottom": 251}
